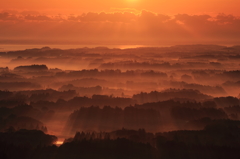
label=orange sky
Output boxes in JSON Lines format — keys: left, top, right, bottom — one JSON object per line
{"left": 0, "top": 0, "right": 240, "bottom": 46}
{"left": 1, "top": 0, "right": 240, "bottom": 15}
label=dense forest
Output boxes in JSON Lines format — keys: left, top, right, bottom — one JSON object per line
{"left": 0, "top": 45, "right": 240, "bottom": 158}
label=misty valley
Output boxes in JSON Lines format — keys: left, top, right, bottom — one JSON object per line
{"left": 0, "top": 45, "right": 240, "bottom": 159}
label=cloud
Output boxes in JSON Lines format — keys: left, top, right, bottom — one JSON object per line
{"left": 174, "top": 14, "right": 212, "bottom": 25}
{"left": 140, "top": 10, "right": 161, "bottom": 23}
{"left": 0, "top": 10, "right": 240, "bottom": 45}
{"left": 0, "top": 12, "right": 20, "bottom": 21}
{"left": 69, "top": 12, "right": 138, "bottom": 23}
{"left": 0, "top": 12, "right": 10, "bottom": 19}
{"left": 24, "top": 15, "right": 53, "bottom": 21}
{"left": 215, "top": 13, "right": 240, "bottom": 24}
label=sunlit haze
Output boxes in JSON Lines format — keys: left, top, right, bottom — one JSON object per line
{"left": 1, "top": 0, "right": 240, "bottom": 46}
{"left": 1, "top": 1, "right": 240, "bottom": 159}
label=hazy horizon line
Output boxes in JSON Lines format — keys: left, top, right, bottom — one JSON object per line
{"left": 1, "top": 43, "right": 239, "bottom": 52}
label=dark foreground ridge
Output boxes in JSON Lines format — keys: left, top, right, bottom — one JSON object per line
{"left": 1, "top": 122, "right": 240, "bottom": 159}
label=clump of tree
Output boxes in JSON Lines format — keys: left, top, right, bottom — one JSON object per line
{"left": 14, "top": 64, "right": 48, "bottom": 72}
{"left": 65, "top": 106, "right": 161, "bottom": 135}
{"left": 133, "top": 89, "right": 212, "bottom": 103}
